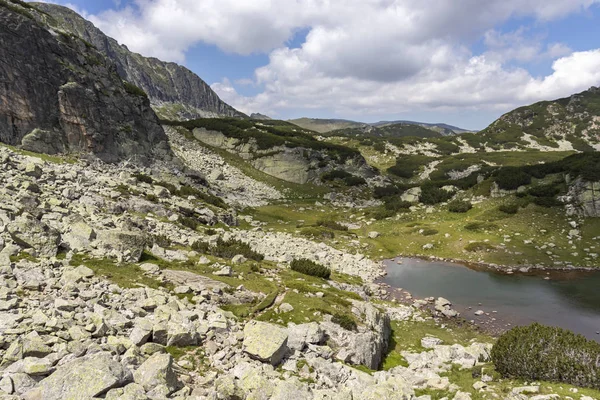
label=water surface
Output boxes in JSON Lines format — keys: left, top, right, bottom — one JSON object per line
{"left": 383, "top": 258, "right": 600, "bottom": 340}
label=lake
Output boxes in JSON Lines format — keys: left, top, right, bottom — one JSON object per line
{"left": 383, "top": 257, "right": 600, "bottom": 340}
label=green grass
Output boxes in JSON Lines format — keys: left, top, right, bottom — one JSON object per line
{"left": 0, "top": 142, "right": 76, "bottom": 164}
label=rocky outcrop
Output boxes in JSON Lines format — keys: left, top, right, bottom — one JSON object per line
{"left": 565, "top": 178, "right": 600, "bottom": 217}
{"left": 34, "top": 3, "right": 245, "bottom": 120}
{"left": 0, "top": 3, "right": 173, "bottom": 163}
{"left": 243, "top": 321, "right": 288, "bottom": 366}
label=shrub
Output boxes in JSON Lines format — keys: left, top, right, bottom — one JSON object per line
{"left": 153, "top": 234, "right": 171, "bottom": 248}
{"left": 528, "top": 184, "right": 561, "bottom": 198}
{"left": 133, "top": 173, "right": 154, "bottom": 184}
{"left": 384, "top": 197, "right": 412, "bottom": 212}
{"left": 191, "top": 240, "right": 210, "bottom": 253}
{"left": 300, "top": 227, "right": 335, "bottom": 239}
{"left": 290, "top": 258, "right": 331, "bottom": 279}
{"left": 494, "top": 168, "right": 532, "bottom": 190}
{"left": 533, "top": 196, "right": 562, "bottom": 208}
{"left": 491, "top": 323, "right": 600, "bottom": 389}
{"left": 465, "top": 242, "right": 495, "bottom": 252}
{"left": 420, "top": 228, "right": 439, "bottom": 236}
{"left": 212, "top": 238, "right": 264, "bottom": 261}
{"left": 322, "top": 169, "right": 352, "bottom": 181}
{"left": 145, "top": 194, "right": 159, "bottom": 203}
{"left": 316, "top": 219, "right": 348, "bottom": 231}
{"left": 371, "top": 208, "right": 396, "bottom": 220}
{"left": 374, "top": 185, "right": 403, "bottom": 199}
{"left": 344, "top": 175, "right": 366, "bottom": 186}
{"left": 156, "top": 181, "right": 178, "bottom": 194}
{"left": 448, "top": 200, "right": 472, "bottom": 213}
{"left": 123, "top": 81, "right": 148, "bottom": 98}
{"left": 331, "top": 313, "right": 357, "bottom": 331}
{"left": 420, "top": 185, "right": 453, "bottom": 205}
{"left": 388, "top": 155, "right": 435, "bottom": 179}
{"left": 180, "top": 216, "right": 201, "bottom": 230}
{"left": 465, "top": 222, "right": 497, "bottom": 232}
{"left": 498, "top": 203, "right": 519, "bottom": 214}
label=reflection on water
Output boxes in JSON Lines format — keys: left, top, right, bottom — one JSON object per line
{"left": 383, "top": 258, "right": 600, "bottom": 340}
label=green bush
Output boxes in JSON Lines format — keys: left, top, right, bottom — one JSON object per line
{"left": 384, "top": 197, "right": 412, "bottom": 212}
{"left": 370, "top": 208, "right": 396, "bottom": 220}
{"left": 290, "top": 258, "right": 331, "bottom": 279}
{"left": 533, "top": 196, "right": 562, "bottom": 208}
{"left": 212, "top": 238, "right": 264, "bottom": 261}
{"left": 528, "top": 184, "right": 561, "bottom": 197}
{"left": 491, "top": 323, "right": 600, "bottom": 389}
{"left": 388, "top": 155, "right": 436, "bottom": 179}
{"left": 180, "top": 216, "right": 201, "bottom": 230}
{"left": 156, "top": 181, "right": 178, "bottom": 194}
{"left": 123, "top": 81, "right": 148, "bottom": 98}
{"left": 153, "top": 234, "right": 171, "bottom": 248}
{"left": 498, "top": 203, "right": 519, "bottom": 214}
{"left": 322, "top": 169, "right": 352, "bottom": 181}
{"left": 316, "top": 219, "right": 348, "bottom": 231}
{"left": 145, "top": 194, "right": 159, "bottom": 203}
{"left": 465, "top": 222, "right": 497, "bottom": 232}
{"left": 331, "top": 313, "right": 357, "bottom": 331}
{"left": 344, "top": 175, "right": 367, "bottom": 186}
{"left": 191, "top": 240, "right": 210, "bottom": 253}
{"left": 133, "top": 173, "right": 154, "bottom": 184}
{"left": 494, "top": 168, "right": 531, "bottom": 190}
{"left": 448, "top": 200, "right": 472, "bottom": 213}
{"left": 420, "top": 185, "right": 454, "bottom": 205}
{"left": 300, "top": 227, "right": 335, "bottom": 240}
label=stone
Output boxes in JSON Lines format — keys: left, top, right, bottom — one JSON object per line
{"left": 139, "top": 263, "right": 160, "bottom": 274}
{"left": 22, "top": 352, "right": 131, "bottom": 400}
{"left": 232, "top": 254, "right": 247, "bottom": 264}
{"left": 243, "top": 321, "right": 288, "bottom": 365}
{"left": 62, "top": 221, "right": 96, "bottom": 251}
{"left": 24, "top": 163, "right": 42, "bottom": 178}
{"left": 95, "top": 230, "right": 147, "bottom": 262}
{"left": 214, "top": 265, "right": 232, "bottom": 276}
{"left": 368, "top": 231, "right": 380, "bottom": 239}
{"left": 133, "top": 353, "right": 179, "bottom": 394}
{"left": 287, "top": 322, "right": 324, "bottom": 351}
{"left": 421, "top": 336, "right": 443, "bottom": 349}
{"left": 279, "top": 303, "right": 294, "bottom": 313}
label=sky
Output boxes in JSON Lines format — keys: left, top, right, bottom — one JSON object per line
{"left": 38, "top": 0, "right": 600, "bottom": 130}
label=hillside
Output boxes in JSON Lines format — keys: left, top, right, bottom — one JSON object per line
{"left": 288, "top": 118, "right": 366, "bottom": 133}
{"left": 475, "top": 87, "right": 600, "bottom": 151}
{"left": 33, "top": 2, "right": 246, "bottom": 120}
{"left": 373, "top": 120, "right": 471, "bottom": 135}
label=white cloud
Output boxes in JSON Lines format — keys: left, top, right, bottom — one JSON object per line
{"left": 82, "top": 0, "right": 600, "bottom": 122}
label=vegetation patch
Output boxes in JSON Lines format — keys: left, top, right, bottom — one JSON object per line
{"left": 492, "top": 323, "right": 600, "bottom": 389}
{"left": 465, "top": 242, "right": 495, "bottom": 252}
{"left": 290, "top": 258, "right": 331, "bottom": 279}
{"left": 448, "top": 200, "right": 472, "bottom": 213}
{"left": 331, "top": 313, "right": 357, "bottom": 331}
{"left": 123, "top": 81, "right": 148, "bottom": 98}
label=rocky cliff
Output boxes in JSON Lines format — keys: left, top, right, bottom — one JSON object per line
{"left": 33, "top": 3, "right": 246, "bottom": 120}
{"left": 0, "top": 1, "right": 173, "bottom": 163}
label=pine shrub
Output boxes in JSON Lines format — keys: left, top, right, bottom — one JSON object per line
{"left": 448, "top": 200, "right": 472, "bottom": 213}
{"left": 491, "top": 323, "right": 600, "bottom": 389}
{"left": 290, "top": 258, "right": 331, "bottom": 279}
{"left": 332, "top": 313, "right": 357, "bottom": 331}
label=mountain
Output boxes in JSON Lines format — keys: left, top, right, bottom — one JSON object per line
{"left": 372, "top": 120, "right": 471, "bottom": 135}
{"left": 327, "top": 123, "right": 442, "bottom": 139}
{"left": 288, "top": 118, "right": 366, "bottom": 133}
{"left": 474, "top": 87, "right": 600, "bottom": 151}
{"left": 0, "top": 1, "right": 172, "bottom": 163}
{"left": 33, "top": 3, "right": 246, "bottom": 120}
{"left": 289, "top": 117, "right": 470, "bottom": 135}
{"left": 250, "top": 113, "right": 272, "bottom": 120}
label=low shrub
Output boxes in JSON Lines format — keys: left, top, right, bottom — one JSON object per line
{"left": 300, "top": 227, "right": 335, "bottom": 240}
{"left": 180, "top": 216, "right": 201, "bottom": 230}
{"left": 156, "top": 181, "right": 178, "bottom": 194}
{"left": 371, "top": 208, "right": 396, "bottom": 220}
{"left": 153, "top": 234, "right": 170, "bottom": 248}
{"left": 133, "top": 173, "right": 154, "bottom": 184}
{"left": 420, "top": 185, "right": 454, "bottom": 205}
{"left": 145, "top": 194, "right": 159, "bottom": 203}
{"left": 448, "top": 200, "right": 472, "bottom": 213}
{"left": 465, "top": 222, "right": 497, "bottom": 232}
{"left": 420, "top": 228, "right": 439, "bottom": 236}
{"left": 494, "top": 168, "right": 531, "bottom": 190}
{"left": 465, "top": 242, "right": 495, "bottom": 252}
{"left": 321, "top": 169, "right": 352, "bottom": 181}
{"left": 123, "top": 81, "right": 148, "bottom": 98}
{"left": 316, "top": 219, "right": 348, "bottom": 231}
{"left": 331, "top": 313, "right": 357, "bottom": 331}
{"left": 191, "top": 240, "right": 210, "bottom": 253}
{"left": 212, "top": 238, "right": 264, "bottom": 261}
{"left": 344, "top": 175, "right": 366, "bottom": 186}
{"left": 290, "top": 258, "right": 331, "bottom": 279}
{"left": 491, "top": 323, "right": 600, "bottom": 389}
{"left": 384, "top": 197, "right": 412, "bottom": 212}
{"left": 528, "top": 184, "right": 561, "bottom": 198}
{"left": 533, "top": 196, "right": 562, "bottom": 208}
{"left": 498, "top": 203, "right": 519, "bottom": 214}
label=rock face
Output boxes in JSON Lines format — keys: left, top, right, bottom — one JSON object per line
{"left": 34, "top": 3, "right": 245, "bottom": 120}
{"left": 0, "top": 3, "right": 173, "bottom": 163}
{"left": 566, "top": 178, "right": 600, "bottom": 217}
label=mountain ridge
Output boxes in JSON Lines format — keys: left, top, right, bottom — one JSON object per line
{"left": 32, "top": 2, "right": 246, "bottom": 121}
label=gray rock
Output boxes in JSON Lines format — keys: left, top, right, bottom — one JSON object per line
{"left": 287, "top": 322, "right": 324, "bottom": 351}
{"left": 22, "top": 352, "right": 131, "bottom": 400}
{"left": 243, "top": 321, "right": 288, "bottom": 365}
{"left": 133, "top": 353, "right": 178, "bottom": 394}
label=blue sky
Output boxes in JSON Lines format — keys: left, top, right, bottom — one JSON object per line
{"left": 54, "top": 0, "right": 600, "bottom": 130}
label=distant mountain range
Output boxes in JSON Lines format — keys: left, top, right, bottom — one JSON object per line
{"left": 288, "top": 118, "right": 471, "bottom": 136}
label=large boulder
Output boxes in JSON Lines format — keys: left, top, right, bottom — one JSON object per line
{"left": 243, "top": 321, "right": 288, "bottom": 366}
{"left": 22, "top": 352, "right": 131, "bottom": 400}
{"left": 95, "top": 230, "right": 147, "bottom": 262}
{"left": 287, "top": 322, "right": 324, "bottom": 351}
{"left": 133, "top": 353, "right": 179, "bottom": 395}
{"left": 7, "top": 214, "right": 60, "bottom": 258}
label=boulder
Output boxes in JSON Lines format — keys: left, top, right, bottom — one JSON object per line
{"left": 22, "top": 352, "right": 131, "bottom": 400}
{"left": 243, "top": 321, "right": 288, "bottom": 365}
{"left": 133, "top": 353, "right": 178, "bottom": 394}
{"left": 287, "top": 322, "right": 324, "bottom": 351}
{"left": 62, "top": 221, "right": 96, "bottom": 251}
{"left": 95, "top": 230, "right": 147, "bottom": 262}
{"left": 7, "top": 214, "right": 60, "bottom": 258}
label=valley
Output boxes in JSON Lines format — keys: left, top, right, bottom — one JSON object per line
{"left": 0, "top": 1, "right": 599, "bottom": 399}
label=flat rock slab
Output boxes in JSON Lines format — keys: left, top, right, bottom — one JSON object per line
{"left": 243, "top": 321, "right": 288, "bottom": 366}
{"left": 162, "top": 269, "right": 229, "bottom": 293}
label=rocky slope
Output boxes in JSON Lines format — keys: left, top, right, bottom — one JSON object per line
{"left": 0, "top": 1, "right": 173, "bottom": 164}
{"left": 32, "top": 3, "right": 245, "bottom": 120}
